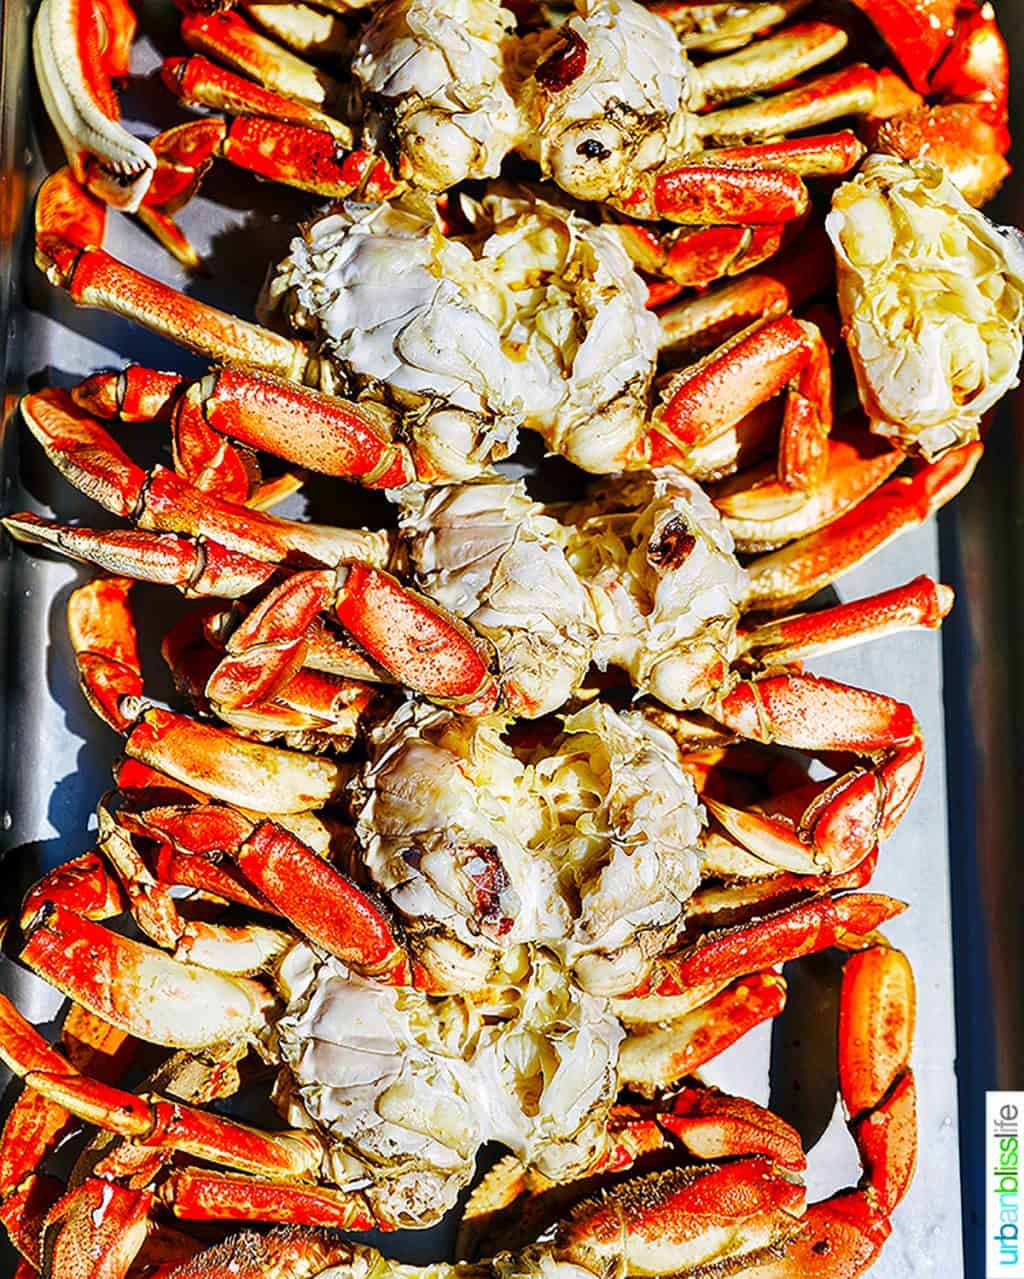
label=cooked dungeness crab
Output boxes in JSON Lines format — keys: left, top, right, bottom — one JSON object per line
{"left": 27, "top": 170, "right": 1001, "bottom": 584}
{"left": 0, "top": 932, "right": 917, "bottom": 1278}
{"left": 31, "top": 0, "right": 1010, "bottom": 276}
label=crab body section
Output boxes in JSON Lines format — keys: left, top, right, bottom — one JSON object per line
{"left": 268, "top": 187, "right": 664, "bottom": 475}
{"left": 828, "top": 154, "right": 1024, "bottom": 455}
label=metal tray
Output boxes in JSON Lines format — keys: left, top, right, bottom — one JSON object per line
{"left": 2, "top": 2, "right": 1020, "bottom": 1274}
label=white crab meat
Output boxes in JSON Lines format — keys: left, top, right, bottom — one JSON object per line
{"left": 351, "top": 0, "right": 522, "bottom": 190}
{"left": 266, "top": 187, "right": 662, "bottom": 475}
{"left": 522, "top": 0, "right": 699, "bottom": 202}
{"left": 397, "top": 480, "right": 598, "bottom": 716}
{"left": 827, "top": 155, "right": 1024, "bottom": 457}
{"left": 274, "top": 945, "right": 622, "bottom": 1224}
{"left": 565, "top": 471, "right": 748, "bottom": 710}
{"left": 352, "top": 699, "right": 704, "bottom": 997}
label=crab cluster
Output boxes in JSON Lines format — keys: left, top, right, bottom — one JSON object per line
{"left": 0, "top": 0, "right": 1018, "bottom": 1275}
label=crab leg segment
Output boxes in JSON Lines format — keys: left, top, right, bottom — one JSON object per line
{"left": 43, "top": 1178, "right": 154, "bottom": 1279}
{"left": 179, "top": 8, "right": 345, "bottom": 110}
{"left": 163, "top": 55, "right": 352, "bottom": 140}
{"left": 124, "top": 708, "right": 350, "bottom": 813}
{"left": 746, "top": 441, "right": 983, "bottom": 610}
{"left": 206, "top": 566, "right": 498, "bottom": 715}
{"left": 755, "top": 945, "right": 917, "bottom": 1275}
{"left": 557, "top": 1160, "right": 805, "bottom": 1274}
{"left": 33, "top": 0, "right": 156, "bottom": 213}
{"left": 655, "top": 316, "right": 832, "bottom": 489}
{"left": 657, "top": 1087, "right": 807, "bottom": 1174}
{"left": 713, "top": 674, "right": 916, "bottom": 754}
{"left": 75, "top": 367, "right": 184, "bottom": 422}
{"left": 618, "top": 972, "right": 787, "bottom": 1093}
{"left": 633, "top": 892, "right": 906, "bottom": 1000}
{"left": 20, "top": 904, "right": 274, "bottom": 1049}
{"left": 160, "top": 1168, "right": 378, "bottom": 1231}
{"left": 18, "top": 387, "right": 392, "bottom": 564}
{"left": 34, "top": 171, "right": 307, "bottom": 376}
{"left": 232, "top": 821, "right": 411, "bottom": 984}
{"left": 149, "top": 116, "right": 397, "bottom": 212}
{"left": 741, "top": 576, "right": 954, "bottom": 666}
{"left": 656, "top": 225, "right": 834, "bottom": 356}
{"left": 173, "top": 370, "right": 415, "bottom": 490}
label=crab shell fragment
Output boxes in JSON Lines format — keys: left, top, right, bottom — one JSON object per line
{"left": 827, "top": 154, "right": 1024, "bottom": 456}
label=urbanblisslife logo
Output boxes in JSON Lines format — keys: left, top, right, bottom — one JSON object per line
{"left": 989, "top": 1093, "right": 1024, "bottom": 1276}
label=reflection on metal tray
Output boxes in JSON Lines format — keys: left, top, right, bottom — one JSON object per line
{"left": 6, "top": 2, "right": 1023, "bottom": 1275}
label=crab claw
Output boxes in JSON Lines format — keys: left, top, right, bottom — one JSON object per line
{"left": 33, "top": 0, "right": 156, "bottom": 213}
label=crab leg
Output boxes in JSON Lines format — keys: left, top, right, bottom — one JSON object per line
{"left": 745, "top": 441, "right": 983, "bottom": 609}
{"left": 32, "top": 0, "right": 156, "bottom": 212}
{"left": 178, "top": 7, "right": 345, "bottom": 110}
{"left": 654, "top": 316, "right": 832, "bottom": 490}
{"left": 752, "top": 944, "right": 916, "bottom": 1275}
{"left": 0, "top": 1005, "right": 135, "bottom": 1267}
{"left": 18, "top": 387, "right": 398, "bottom": 557}
{"left": 623, "top": 221, "right": 797, "bottom": 292}
{"left": 19, "top": 905, "right": 274, "bottom": 1049}
{"left": 203, "top": 566, "right": 498, "bottom": 716}
{"left": 741, "top": 575, "right": 953, "bottom": 665}
{"left": 715, "top": 417, "right": 906, "bottom": 554}
{"left": 656, "top": 224, "right": 834, "bottom": 355}
{"left": 163, "top": 54, "right": 352, "bottom": 139}
{"left": 629, "top": 891, "right": 906, "bottom": 1003}
{"left": 618, "top": 971, "right": 787, "bottom": 1092}
{"left": 700, "top": 64, "right": 882, "bottom": 145}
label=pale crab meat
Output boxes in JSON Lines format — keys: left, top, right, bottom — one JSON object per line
{"left": 397, "top": 474, "right": 747, "bottom": 716}
{"left": 265, "top": 187, "right": 662, "bottom": 475}
{"left": 274, "top": 944, "right": 623, "bottom": 1224}
{"left": 396, "top": 479, "right": 598, "bottom": 717}
{"left": 565, "top": 471, "right": 748, "bottom": 710}
{"left": 351, "top": 0, "right": 522, "bottom": 190}
{"left": 521, "top": 0, "right": 699, "bottom": 202}
{"left": 352, "top": 700, "right": 704, "bottom": 997}
{"left": 827, "top": 155, "right": 1024, "bottom": 457}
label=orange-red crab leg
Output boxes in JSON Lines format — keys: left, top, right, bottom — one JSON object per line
{"left": 629, "top": 891, "right": 906, "bottom": 1002}
{"left": 750, "top": 944, "right": 916, "bottom": 1276}
{"left": 178, "top": 7, "right": 345, "bottom": 110}
{"left": 618, "top": 972, "right": 788, "bottom": 1093}
{"left": 741, "top": 575, "right": 953, "bottom": 666}
{"left": 146, "top": 116, "right": 397, "bottom": 229}
{"left": 621, "top": 220, "right": 798, "bottom": 292}
{"left": 32, "top": 0, "right": 156, "bottom": 213}
{"left": 14, "top": 512, "right": 480, "bottom": 725}
{"left": 0, "top": 1005, "right": 135, "bottom": 1267}
{"left": 73, "top": 364, "right": 415, "bottom": 499}
{"left": 714, "top": 417, "right": 906, "bottom": 554}
{"left": 656, "top": 224, "right": 834, "bottom": 356}
{"left": 653, "top": 315, "right": 832, "bottom": 490}
{"left": 850, "top": 1, "right": 1010, "bottom": 203}
{"left": 0, "top": 995, "right": 390, "bottom": 1232}
{"left": 19, "top": 904, "right": 274, "bottom": 1049}
{"left": 164, "top": 54, "right": 351, "bottom": 138}
{"left": 203, "top": 566, "right": 498, "bottom": 716}
{"left": 13, "top": 392, "right": 390, "bottom": 565}
{"left": 163, "top": 607, "right": 380, "bottom": 748}
{"left": 557, "top": 1159, "right": 805, "bottom": 1273}
{"left": 745, "top": 440, "right": 983, "bottom": 609}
